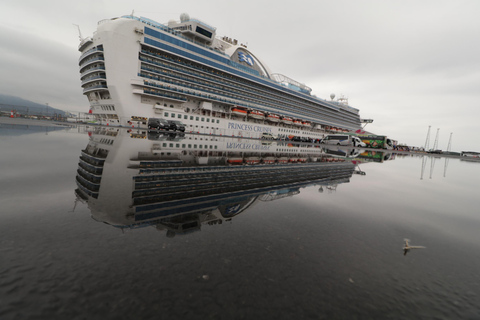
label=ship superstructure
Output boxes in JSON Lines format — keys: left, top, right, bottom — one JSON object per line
{"left": 78, "top": 13, "right": 362, "bottom": 139}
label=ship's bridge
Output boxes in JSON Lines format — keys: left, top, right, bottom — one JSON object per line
{"left": 167, "top": 13, "right": 216, "bottom": 45}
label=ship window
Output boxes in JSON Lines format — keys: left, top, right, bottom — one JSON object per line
{"left": 194, "top": 144, "right": 197, "bottom": 148}
{"left": 195, "top": 26, "right": 212, "bottom": 39}
{"left": 164, "top": 112, "right": 168, "bottom": 117}
{"left": 199, "top": 145, "right": 202, "bottom": 149}
{"left": 182, "top": 144, "right": 185, "bottom": 148}
{"left": 206, "top": 118, "right": 210, "bottom": 122}
{"left": 178, "top": 114, "right": 182, "bottom": 119}
{"left": 171, "top": 113, "right": 175, "bottom": 118}
{"left": 163, "top": 143, "right": 167, "bottom": 147}
{"left": 184, "top": 115, "right": 187, "bottom": 119}
{"left": 196, "top": 117, "right": 199, "bottom": 121}
{"left": 190, "top": 116, "right": 194, "bottom": 120}
{"left": 188, "top": 144, "right": 192, "bottom": 148}
{"left": 176, "top": 144, "right": 180, "bottom": 148}
{"left": 201, "top": 117, "right": 204, "bottom": 122}
{"left": 217, "top": 120, "right": 220, "bottom": 124}
{"left": 169, "top": 143, "right": 173, "bottom": 147}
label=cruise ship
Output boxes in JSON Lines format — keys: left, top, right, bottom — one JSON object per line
{"left": 78, "top": 13, "right": 363, "bottom": 140}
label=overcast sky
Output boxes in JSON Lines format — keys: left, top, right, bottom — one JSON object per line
{"left": 1, "top": 0, "right": 479, "bottom": 151}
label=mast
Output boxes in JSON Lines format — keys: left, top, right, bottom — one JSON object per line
{"left": 446, "top": 132, "right": 453, "bottom": 152}
{"left": 432, "top": 128, "right": 440, "bottom": 150}
{"left": 424, "top": 125, "right": 431, "bottom": 150}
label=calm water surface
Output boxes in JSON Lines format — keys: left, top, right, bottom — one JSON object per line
{"left": 1, "top": 123, "right": 480, "bottom": 319}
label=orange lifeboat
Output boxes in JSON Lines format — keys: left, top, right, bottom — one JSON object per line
{"left": 227, "top": 157, "right": 244, "bottom": 165}
{"left": 248, "top": 110, "right": 265, "bottom": 120}
{"left": 231, "top": 107, "right": 247, "bottom": 117}
{"left": 277, "top": 157, "right": 288, "bottom": 164}
{"left": 293, "top": 120, "right": 303, "bottom": 126}
{"left": 302, "top": 121, "right": 311, "bottom": 127}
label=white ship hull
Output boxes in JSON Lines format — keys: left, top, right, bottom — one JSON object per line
{"left": 78, "top": 14, "right": 363, "bottom": 141}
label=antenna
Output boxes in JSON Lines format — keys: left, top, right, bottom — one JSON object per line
{"left": 73, "top": 24, "right": 83, "bottom": 41}
{"left": 131, "top": 9, "right": 135, "bottom": 17}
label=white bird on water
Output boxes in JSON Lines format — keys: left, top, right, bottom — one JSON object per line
{"left": 403, "top": 239, "right": 426, "bottom": 256}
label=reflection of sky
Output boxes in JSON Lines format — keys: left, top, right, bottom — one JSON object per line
{"left": 0, "top": 130, "right": 88, "bottom": 215}
{"left": 299, "top": 155, "right": 480, "bottom": 246}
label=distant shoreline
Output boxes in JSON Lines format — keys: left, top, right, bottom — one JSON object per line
{"left": 0, "top": 116, "right": 75, "bottom": 128}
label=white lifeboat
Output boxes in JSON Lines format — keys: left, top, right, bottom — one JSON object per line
{"left": 281, "top": 116, "right": 293, "bottom": 124}
{"left": 302, "top": 121, "right": 311, "bottom": 127}
{"left": 266, "top": 114, "right": 280, "bottom": 122}
{"left": 248, "top": 110, "right": 265, "bottom": 120}
{"left": 293, "top": 120, "right": 303, "bottom": 126}
{"left": 245, "top": 157, "right": 261, "bottom": 165}
{"left": 262, "top": 157, "right": 276, "bottom": 164}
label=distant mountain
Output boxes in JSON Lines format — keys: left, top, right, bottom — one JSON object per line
{"left": 0, "top": 94, "right": 66, "bottom": 116}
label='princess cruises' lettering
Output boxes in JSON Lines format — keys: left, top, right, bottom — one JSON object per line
{"left": 227, "top": 122, "right": 272, "bottom": 133}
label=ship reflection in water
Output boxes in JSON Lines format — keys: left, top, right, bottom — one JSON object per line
{"left": 75, "top": 127, "right": 388, "bottom": 237}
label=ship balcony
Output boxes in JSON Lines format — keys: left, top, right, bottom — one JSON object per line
{"left": 78, "top": 160, "right": 104, "bottom": 175}
{"left": 81, "top": 149, "right": 107, "bottom": 160}
{"left": 80, "top": 66, "right": 106, "bottom": 78}
{"left": 75, "top": 181, "right": 98, "bottom": 199}
{"left": 79, "top": 56, "right": 105, "bottom": 68}
{"left": 134, "top": 88, "right": 187, "bottom": 102}
{"left": 83, "top": 84, "right": 108, "bottom": 94}
{"left": 81, "top": 75, "right": 107, "bottom": 85}
{"left": 76, "top": 174, "right": 100, "bottom": 191}
{"left": 77, "top": 168, "right": 102, "bottom": 184}
{"left": 80, "top": 153, "right": 105, "bottom": 166}
{"left": 79, "top": 46, "right": 104, "bottom": 62}
{"left": 78, "top": 37, "right": 93, "bottom": 52}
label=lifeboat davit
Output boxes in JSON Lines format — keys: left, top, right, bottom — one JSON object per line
{"left": 267, "top": 114, "right": 280, "bottom": 122}
{"left": 248, "top": 110, "right": 265, "bottom": 120}
{"left": 231, "top": 107, "right": 247, "bottom": 117}
{"left": 281, "top": 116, "right": 293, "bottom": 124}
